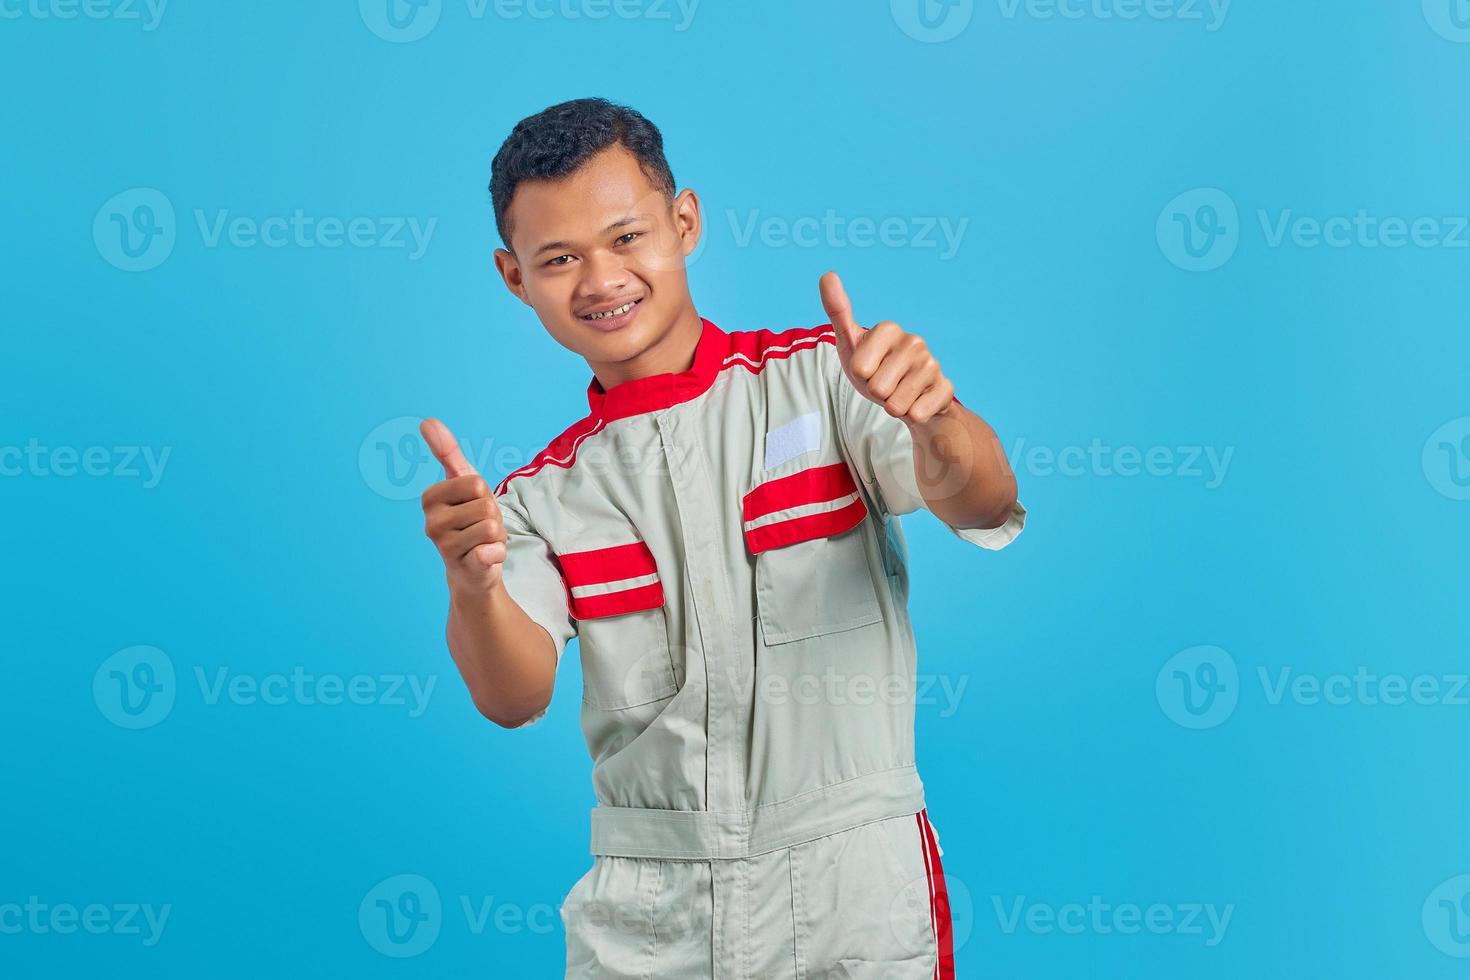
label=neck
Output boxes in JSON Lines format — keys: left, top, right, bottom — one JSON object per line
{"left": 591, "top": 304, "right": 704, "bottom": 390}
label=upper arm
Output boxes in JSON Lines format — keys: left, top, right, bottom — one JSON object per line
{"left": 495, "top": 487, "right": 577, "bottom": 727}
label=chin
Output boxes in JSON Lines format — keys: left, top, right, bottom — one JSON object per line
{"left": 605, "top": 323, "right": 665, "bottom": 363}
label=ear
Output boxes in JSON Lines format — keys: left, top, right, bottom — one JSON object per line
{"left": 493, "top": 247, "right": 532, "bottom": 307}
{"left": 672, "top": 188, "right": 702, "bottom": 257}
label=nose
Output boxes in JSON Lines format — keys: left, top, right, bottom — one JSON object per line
{"left": 576, "top": 249, "right": 630, "bottom": 303}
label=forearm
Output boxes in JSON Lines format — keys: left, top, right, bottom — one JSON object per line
{"left": 905, "top": 401, "right": 1018, "bottom": 529}
{"left": 446, "top": 584, "right": 556, "bottom": 727}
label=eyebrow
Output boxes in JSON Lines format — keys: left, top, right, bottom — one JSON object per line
{"left": 534, "top": 215, "right": 645, "bottom": 255}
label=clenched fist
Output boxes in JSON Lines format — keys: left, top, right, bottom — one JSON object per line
{"left": 420, "top": 418, "right": 507, "bottom": 595}
{"left": 820, "top": 271, "right": 956, "bottom": 427}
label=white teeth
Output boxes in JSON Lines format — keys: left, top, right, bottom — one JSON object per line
{"left": 585, "top": 301, "right": 636, "bottom": 321}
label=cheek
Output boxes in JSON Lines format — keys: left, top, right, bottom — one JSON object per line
{"left": 523, "top": 268, "right": 572, "bottom": 304}
{"left": 629, "top": 234, "right": 689, "bottom": 279}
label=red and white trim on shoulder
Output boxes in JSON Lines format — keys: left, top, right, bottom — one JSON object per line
{"left": 916, "top": 808, "right": 956, "bottom": 980}
{"left": 494, "top": 414, "right": 608, "bottom": 497}
{"left": 495, "top": 319, "right": 837, "bottom": 496}
{"left": 721, "top": 326, "right": 835, "bottom": 379}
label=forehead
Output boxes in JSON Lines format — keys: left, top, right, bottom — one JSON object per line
{"left": 507, "top": 144, "right": 664, "bottom": 253}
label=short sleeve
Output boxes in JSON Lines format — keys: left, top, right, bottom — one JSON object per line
{"left": 494, "top": 486, "right": 577, "bottom": 728}
{"left": 830, "top": 344, "right": 1026, "bottom": 550}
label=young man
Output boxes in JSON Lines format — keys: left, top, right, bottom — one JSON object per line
{"left": 420, "top": 97, "right": 1024, "bottom": 979}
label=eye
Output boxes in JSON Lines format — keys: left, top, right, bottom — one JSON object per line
{"left": 615, "top": 232, "right": 641, "bottom": 246}
{"left": 546, "top": 254, "right": 574, "bottom": 267}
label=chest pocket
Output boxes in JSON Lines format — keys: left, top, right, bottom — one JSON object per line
{"left": 558, "top": 539, "right": 679, "bottom": 710}
{"left": 742, "top": 460, "right": 883, "bottom": 645}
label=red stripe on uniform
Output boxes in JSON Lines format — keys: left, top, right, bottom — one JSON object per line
{"left": 741, "top": 462, "right": 859, "bottom": 523}
{"left": 743, "top": 497, "right": 867, "bottom": 555}
{"left": 569, "top": 581, "right": 664, "bottom": 620}
{"left": 917, "top": 809, "right": 955, "bottom": 980}
{"left": 556, "top": 541, "right": 663, "bottom": 620}
{"left": 557, "top": 541, "right": 658, "bottom": 587}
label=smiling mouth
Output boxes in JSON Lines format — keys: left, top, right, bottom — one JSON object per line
{"left": 581, "top": 299, "right": 641, "bottom": 321}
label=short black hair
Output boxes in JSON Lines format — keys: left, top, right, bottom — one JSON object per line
{"left": 489, "top": 97, "right": 676, "bottom": 249}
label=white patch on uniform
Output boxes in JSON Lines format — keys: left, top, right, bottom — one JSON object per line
{"left": 764, "top": 411, "right": 822, "bottom": 470}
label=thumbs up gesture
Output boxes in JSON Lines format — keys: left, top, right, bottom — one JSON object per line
{"left": 419, "top": 418, "right": 507, "bottom": 594}
{"left": 820, "top": 271, "right": 956, "bottom": 427}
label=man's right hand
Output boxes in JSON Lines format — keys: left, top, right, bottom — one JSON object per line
{"left": 420, "top": 418, "right": 507, "bottom": 595}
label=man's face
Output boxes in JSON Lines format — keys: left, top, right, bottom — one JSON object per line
{"left": 494, "top": 144, "right": 702, "bottom": 382}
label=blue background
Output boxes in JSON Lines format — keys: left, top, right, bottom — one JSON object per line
{"left": 4, "top": 1, "right": 1469, "bottom": 976}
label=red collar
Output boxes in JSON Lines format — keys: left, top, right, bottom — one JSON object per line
{"left": 585, "top": 317, "right": 730, "bottom": 422}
